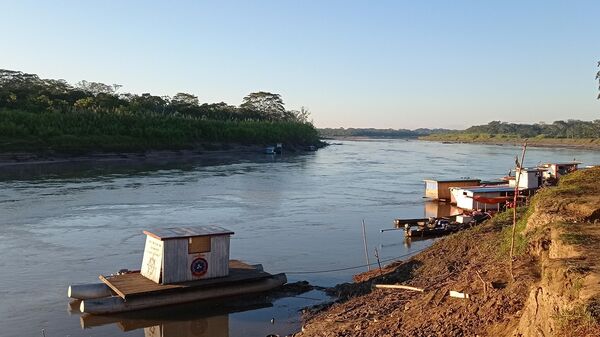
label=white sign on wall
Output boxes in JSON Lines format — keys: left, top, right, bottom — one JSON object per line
{"left": 141, "top": 236, "right": 163, "bottom": 283}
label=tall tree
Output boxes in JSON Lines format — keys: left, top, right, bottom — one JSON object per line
{"left": 76, "top": 80, "right": 120, "bottom": 95}
{"left": 240, "top": 91, "right": 285, "bottom": 120}
{"left": 597, "top": 60, "right": 600, "bottom": 99}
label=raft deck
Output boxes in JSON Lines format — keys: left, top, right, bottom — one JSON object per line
{"left": 100, "top": 260, "right": 271, "bottom": 300}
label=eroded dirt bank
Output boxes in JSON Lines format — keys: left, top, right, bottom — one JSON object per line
{"left": 296, "top": 167, "right": 600, "bottom": 337}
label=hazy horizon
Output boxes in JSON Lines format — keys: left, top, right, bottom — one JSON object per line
{"left": 1, "top": 0, "right": 599, "bottom": 129}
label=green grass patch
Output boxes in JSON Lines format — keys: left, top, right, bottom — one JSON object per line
{"left": 495, "top": 206, "right": 533, "bottom": 258}
{"left": 555, "top": 304, "right": 600, "bottom": 337}
{"left": 560, "top": 232, "right": 594, "bottom": 245}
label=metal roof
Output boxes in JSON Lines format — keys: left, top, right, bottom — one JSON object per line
{"left": 423, "top": 178, "right": 480, "bottom": 183}
{"left": 460, "top": 186, "right": 521, "bottom": 193}
{"left": 540, "top": 161, "right": 581, "bottom": 166}
{"left": 144, "top": 225, "right": 234, "bottom": 240}
{"left": 517, "top": 167, "right": 546, "bottom": 171}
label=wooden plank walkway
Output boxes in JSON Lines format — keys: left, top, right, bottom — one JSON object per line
{"left": 100, "top": 260, "right": 272, "bottom": 300}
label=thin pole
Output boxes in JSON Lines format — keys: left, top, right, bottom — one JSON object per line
{"left": 374, "top": 247, "right": 382, "bottom": 271}
{"left": 362, "top": 219, "right": 371, "bottom": 271}
{"left": 510, "top": 140, "right": 528, "bottom": 263}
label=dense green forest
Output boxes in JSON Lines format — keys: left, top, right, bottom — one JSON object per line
{"left": 319, "top": 127, "right": 451, "bottom": 138}
{"left": 0, "top": 69, "right": 320, "bottom": 153}
{"left": 428, "top": 120, "right": 600, "bottom": 139}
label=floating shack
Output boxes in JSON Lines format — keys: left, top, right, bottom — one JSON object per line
{"left": 140, "top": 226, "right": 233, "bottom": 284}
{"left": 424, "top": 178, "right": 481, "bottom": 201}
{"left": 451, "top": 185, "right": 520, "bottom": 211}
{"left": 511, "top": 167, "right": 545, "bottom": 189}
{"left": 69, "top": 225, "right": 286, "bottom": 314}
{"left": 539, "top": 161, "right": 580, "bottom": 180}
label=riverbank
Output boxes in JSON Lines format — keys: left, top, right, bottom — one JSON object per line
{"left": 420, "top": 134, "right": 600, "bottom": 151}
{"left": 0, "top": 142, "right": 324, "bottom": 168}
{"left": 296, "top": 167, "right": 600, "bottom": 337}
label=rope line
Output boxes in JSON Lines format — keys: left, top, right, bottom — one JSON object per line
{"left": 284, "top": 247, "right": 428, "bottom": 275}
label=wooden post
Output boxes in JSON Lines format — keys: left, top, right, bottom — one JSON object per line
{"left": 476, "top": 270, "right": 487, "bottom": 297}
{"left": 362, "top": 220, "right": 371, "bottom": 271}
{"left": 374, "top": 247, "right": 382, "bottom": 271}
{"left": 374, "top": 284, "right": 424, "bottom": 292}
{"left": 510, "top": 141, "right": 528, "bottom": 266}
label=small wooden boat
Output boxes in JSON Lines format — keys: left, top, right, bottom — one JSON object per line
{"left": 68, "top": 226, "right": 287, "bottom": 314}
{"left": 404, "top": 225, "right": 459, "bottom": 238}
{"left": 400, "top": 218, "right": 462, "bottom": 239}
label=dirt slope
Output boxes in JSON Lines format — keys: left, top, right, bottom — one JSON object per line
{"left": 295, "top": 167, "right": 600, "bottom": 337}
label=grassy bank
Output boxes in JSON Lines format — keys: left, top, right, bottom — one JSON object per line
{"left": 0, "top": 108, "right": 321, "bottom": 154}
{"left": 420, "top": 133, "right": 600, "bottom": 149}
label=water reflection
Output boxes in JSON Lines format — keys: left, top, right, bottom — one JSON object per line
{"left": 144, "top": 315, "right": 228, "bottom": 337}
{"left": 78, "top": 295, "right": 276, "bottom": 336}
{"left": 423, "top": 201, "right": 462, "bottom": 218}
{"left": 0, "top": 152, "right": 309, "bottom": 182}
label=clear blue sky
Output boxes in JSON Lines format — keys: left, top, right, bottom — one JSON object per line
{"left": 1, "top": 0, "right": 598, "bottom": 129}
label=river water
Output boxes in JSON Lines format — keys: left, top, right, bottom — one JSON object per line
{"left": 1, "top": 140, "right": 600, "bottom": 337}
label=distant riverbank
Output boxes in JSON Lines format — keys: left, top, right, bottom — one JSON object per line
{"left": 420, "top": 134, "right": 600, "bottom": 150}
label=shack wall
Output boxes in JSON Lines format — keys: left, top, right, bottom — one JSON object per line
{"left": 425, "top": 180, "right": 480, "bottom": 201}
{"left": 424, "top": 181, "right": 439, "bottom": 199}
{"left": 161, "top": 235, "right": 230, "bottom": 284}
{"left": 455, "top": 189, "right": 474, "bottom": 210}
{"left": 440, "top": 180, "right": 481, "bottom": 201}
{"left": 516, "top": 170, "right": 542, "bottom": 189}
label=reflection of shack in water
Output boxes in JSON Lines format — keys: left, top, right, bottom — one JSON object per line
{"left": 79, "top": 294, "right": 275, "bottom": 336}
{"left": 423, "top": 201, "right": 462, "bottom": 218}
{"left": 144, "top": 315, "right": 228, "bottom": 337}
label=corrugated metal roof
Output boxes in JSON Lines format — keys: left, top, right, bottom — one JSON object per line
{"left": 144, "top": 225, "right": 234, "bottom": 240}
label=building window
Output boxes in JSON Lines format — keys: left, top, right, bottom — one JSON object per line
{"left": 188, "top": 236, "right": 211, "bottom": 254}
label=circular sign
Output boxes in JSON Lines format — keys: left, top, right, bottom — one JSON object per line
{"left": 190, "top": 257, "right": 208, "bottom": 276}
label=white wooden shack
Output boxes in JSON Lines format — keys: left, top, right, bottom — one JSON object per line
{"left": 451, "top": 186, "right": 520, "bottom": 211}
{"left": 510, "top": 167, "right": 545, "bottom": 189}
{"left": 539, "top": 161, "right": 580, "bottom": 180}
{"left": 140, "top": 225, "right": 234, "bottom": 284}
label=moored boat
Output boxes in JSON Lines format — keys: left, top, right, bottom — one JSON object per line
{"left": 68, "top": 226, "right": 287, "bottom": 314}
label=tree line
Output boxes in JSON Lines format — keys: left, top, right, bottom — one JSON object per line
{"left": 319, "top": 127, "right": 451, "bottom": 138}
{"left": 0, "top": 69, "right": 310, "bottom": 123}
{"left": 0, "top": 69, "right": 320, "bottom": 153}
{"left": 462, "top": 120, "right": 600, "bottom": 138}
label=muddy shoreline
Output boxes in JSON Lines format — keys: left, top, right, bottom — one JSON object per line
{"left": 0, "top": 143, "right": 324, "bottom": 168}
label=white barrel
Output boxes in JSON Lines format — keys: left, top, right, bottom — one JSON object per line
{"left": 68, "top": 283, "right": 113, "bottom": 299}
{"left": 81, "top": 273, "right": 287, "bottom": 314}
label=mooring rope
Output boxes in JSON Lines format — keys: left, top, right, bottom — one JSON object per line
{"left": 284, "top": 247, "right": 428, "bottom": 275}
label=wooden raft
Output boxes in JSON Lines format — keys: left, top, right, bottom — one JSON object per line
{"left": 100, "top": 260, "right": 271, "bottom": 300}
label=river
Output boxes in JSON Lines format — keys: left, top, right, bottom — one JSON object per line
{"left": 1, "top": 140, "right": 600, "bottom": 337}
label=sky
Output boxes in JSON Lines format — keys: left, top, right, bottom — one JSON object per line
{"left": 0, "top": 0, "right": 599, "bottom": 129}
